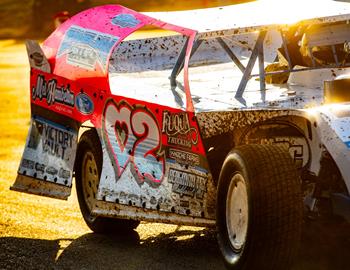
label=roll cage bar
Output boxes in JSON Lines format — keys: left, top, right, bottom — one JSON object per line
{"left": 170, "top": 22, "right": 350, "bottom": 104}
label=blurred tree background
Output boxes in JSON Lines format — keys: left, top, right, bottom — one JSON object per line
{"left": 0, "top": 0, "right": 253, "bottom": 39}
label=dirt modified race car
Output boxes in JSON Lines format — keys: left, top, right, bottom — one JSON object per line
{"left": 11, "top": 1, "right": 350, "bottom": 269}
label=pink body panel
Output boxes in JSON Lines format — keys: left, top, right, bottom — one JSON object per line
{"left": 42, "top": 5, "right": 196, "bottom": 97}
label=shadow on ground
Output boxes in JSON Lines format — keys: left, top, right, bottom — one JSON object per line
{"left": 0, "top": 227, "right": 224, "bottom": 270}
{"left": 1, "top": 218, "right": 350, "bottom": 270}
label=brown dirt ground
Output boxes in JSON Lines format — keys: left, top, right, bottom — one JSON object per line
{"left": 0, "top": 40, "right": 349, "bottom": 270}
{"left": 0, "top": 1, "right": 252, "bottom": 39}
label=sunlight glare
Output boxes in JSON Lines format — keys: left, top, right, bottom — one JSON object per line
{"left": 257, "top": 0, "right": 337, "bottom": 25}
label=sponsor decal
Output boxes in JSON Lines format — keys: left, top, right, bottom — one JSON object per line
{"left": 168, "top": 148, "right": 200, "bottom": 166}
{"left": 162, "top": 110, "right": 198, "bottom": 149}
{"left": 180, "top": 200, "right": 190, "bottom": 208}
{"left": 35, "top": 162, "right": 45, "bottom": 173}
{"left": 57, "top": 26, "right": 119, "bottom": 71}
{"left": 127, "top": 194, "right": 140, "bottom": 202}
{"left": 42, "top": 122, "right": 74, "bottom": 160}
{"left": 31, "top": 52, "right": 44, "bottom": 67}
{"left": 18, "top": 117, "right": 76, "bottom": 186}
{"left": 75, "top": 92, "right": 94, "bottom": 115}
{"left": 168, "top": 168, "right": 207, "bottom": 199}
{"left": 32, "top": 75, "right": 74, "bottom": 107}
{"left": 68, "top": 44, "right": 97, "bottom": 70}
{"left": 21, "top": 159, "right": 35, "bottom": 170}
{"left": 119, "top": 192, "right": 127, "bottom": 201}
{"left": 103, "top": 100, "right": 165, "bottom": 186}
{"left": 156, "top": 197, "right": 172, "bottom": 208}
{"left": 58, "top": 168, "right": 71, "bottom": 179}
{"left": 111, "top": 14, "right": 140, "bottom": 28}
{"left": 150, "top": 196, "right": 157, "bottom": 205}
{"left": 46, "top": 166, "right": 58, "bottom": 176}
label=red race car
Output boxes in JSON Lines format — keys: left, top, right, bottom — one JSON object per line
{"left": 12, "top": 1, "right": 350, "bottom": 269}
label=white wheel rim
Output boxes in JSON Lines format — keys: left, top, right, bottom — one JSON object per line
{"left": 226, "top": 173, "right": 249, "bottom": 251}
{"left": 82, "top": 151, "right": 99, "bottom": 212}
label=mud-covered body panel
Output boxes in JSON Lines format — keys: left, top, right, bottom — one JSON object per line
{"left": 197, "top": 105, "right": 350, "bottom": 194}
{"left": 96, "top": 95, "right": 215, "bottom": 219}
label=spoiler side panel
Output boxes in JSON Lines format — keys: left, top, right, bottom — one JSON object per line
{"left": 11, "top": 69, "right": 101, "bottom": 200}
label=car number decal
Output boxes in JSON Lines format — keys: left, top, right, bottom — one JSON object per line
{"left": 103, "top": 100, "right": 165, "bottom": 186}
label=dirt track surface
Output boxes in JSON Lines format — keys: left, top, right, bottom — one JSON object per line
{"left": 0, "top": 40, "right": 350, "bottom": 270}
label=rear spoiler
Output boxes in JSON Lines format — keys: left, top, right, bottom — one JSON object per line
{"left": 25, "top": 40, "right": 51, "bottom": 72}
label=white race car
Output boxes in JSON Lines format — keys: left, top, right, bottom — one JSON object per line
{"left": 12, "top": 1, "right": 350, "bottom": 269}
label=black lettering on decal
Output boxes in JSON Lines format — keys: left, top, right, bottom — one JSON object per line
{"left": 42, "top": 123, "right": 74, "bottom": 160}
{"left": 32, "top": 75, "right": 75, "bottom": 107}
{"left": 168, "top": 168, "right": 207, "bottom": 199}
{"left": 162, "top": 110, "right": 198, "bottom": 149}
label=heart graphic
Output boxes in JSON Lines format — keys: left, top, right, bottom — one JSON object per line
{"left": 103, "top": 100, "right": 165, "bottom": 185}
{"left": 103, "top": 102, "right": 135, "bottom": 178}
{"left": 114, "top": 120, "right": 128, "bottom": 152}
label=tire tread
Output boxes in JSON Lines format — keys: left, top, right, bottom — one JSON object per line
{"left": 217, "top": 144, "right": 302, "bottom": 270}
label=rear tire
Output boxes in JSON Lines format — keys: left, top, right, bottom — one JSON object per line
{"left": 216, "top": 144, "right": 302, "bottom": 270}
{"left": 75, "top": 129, "right": 139, "bottom": 234}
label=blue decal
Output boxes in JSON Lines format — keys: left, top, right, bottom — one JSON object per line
{"left": 57, "top": 26, "right": 119, "bottom": 71}
{"left": 34, "top": 115, "right": 76, "bottom": 133}
{"left": 76, "top": 93, "right": 94, "bottom": 115}
{"left": 111, "top": 14, "right": 140, "bottom": 28}
{"left": 345, "top": 141, "right": 350, "bottom": 148}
